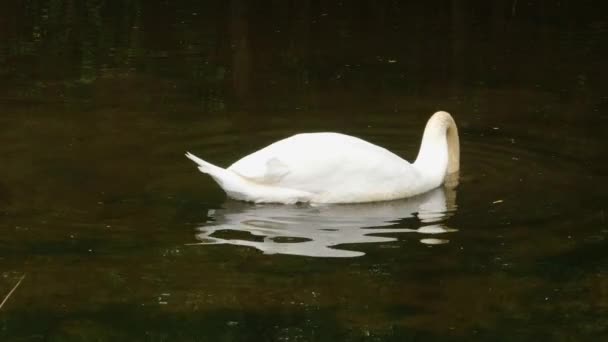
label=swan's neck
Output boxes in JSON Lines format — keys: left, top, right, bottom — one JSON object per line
{"left": 413, "top": 111, "right": 460, "bottom": 187}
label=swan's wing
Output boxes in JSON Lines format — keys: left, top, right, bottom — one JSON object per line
{"left": 264, "top": 157, "right": 290, "bottom": 181}
{"left": 228, "top": 133, "right": 417, "bottom": 193}
{"left": 228, "top": 133, "right": 339, "bottom": 184}
{"left": 244, "top": 157, "right": 290, "bottom": 183}
{"left": 228, "top": 152, "right": 291, "bottom": 183}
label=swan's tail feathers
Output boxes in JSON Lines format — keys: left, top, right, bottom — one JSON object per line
{"left": 185, "top": 152, "right": 226, "bottom": 176}
{"left": 186, "top": 152, "right": 255, "bottom": 200}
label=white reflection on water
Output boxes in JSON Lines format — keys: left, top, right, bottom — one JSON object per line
{"left": 194, "top": 186, "right": 457, "bottom": 258}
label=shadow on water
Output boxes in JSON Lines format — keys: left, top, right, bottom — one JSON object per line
{"left": 193, "top": 185, "right": 458, "bottom": 257}
{"left": 1, "top": 305, "right": 451, "bottom": 342}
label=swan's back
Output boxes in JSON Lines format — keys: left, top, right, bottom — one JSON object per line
{"left": 228, "top": 133, "right": 421, "bottom": 203}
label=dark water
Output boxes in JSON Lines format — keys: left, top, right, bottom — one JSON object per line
{"left": 1, "top": 1, "right": 608, "bottom": 341}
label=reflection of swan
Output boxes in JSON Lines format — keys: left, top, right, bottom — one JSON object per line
{"left": 192, "top": 185, "right": 458, "bottom": 258}
{"left": 186, "top": 111, "right": 459, "bottom": 204}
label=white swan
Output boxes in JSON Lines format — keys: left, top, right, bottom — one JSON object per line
{"left": 186, "top": 111, "right": 459, "bottom": 204}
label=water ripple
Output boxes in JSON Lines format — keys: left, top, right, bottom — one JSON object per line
{"left": 192, "top": 186, "right": 457, "bottom": 258}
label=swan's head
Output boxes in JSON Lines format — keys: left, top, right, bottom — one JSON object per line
{"left": 416, "top": 111, "right": 460, "bottom": 180}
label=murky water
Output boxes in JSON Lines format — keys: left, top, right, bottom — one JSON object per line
{"left": 1, "top": 1, "right": 608, "bottom": 341}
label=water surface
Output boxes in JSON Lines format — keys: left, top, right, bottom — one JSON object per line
{"left": 1, "top": 1, "right": 608, "bottom": 341}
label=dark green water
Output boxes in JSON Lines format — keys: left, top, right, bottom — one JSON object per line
{"left": 1, "top": 1, "right": 608, "bottom": 341}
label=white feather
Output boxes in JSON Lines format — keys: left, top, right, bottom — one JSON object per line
{"left": 186, "top": 111, "right": 459, "bottom": 204}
